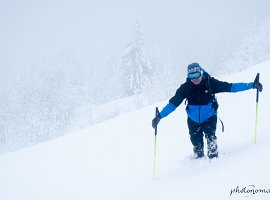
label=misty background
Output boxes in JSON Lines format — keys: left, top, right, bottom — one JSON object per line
{"left": 1, "top": 0, "right": 270, "bottom": 151}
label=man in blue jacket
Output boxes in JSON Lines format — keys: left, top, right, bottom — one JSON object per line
{"left": 152, "top": 63, "right": 263, "bottom": 159}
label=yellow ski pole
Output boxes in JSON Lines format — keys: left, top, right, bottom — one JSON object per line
{"left": 254, "top": 73, "right": 260, "bottom": 144}
{"left": 153, "top": 107, "right": 159, "bottom": 180}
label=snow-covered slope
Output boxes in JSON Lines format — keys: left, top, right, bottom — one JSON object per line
{"left": 0, "top": 61, "right": 269, "bottom": 200}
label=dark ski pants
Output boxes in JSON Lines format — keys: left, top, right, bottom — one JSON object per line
{"left": 187, "top": 115, "right": 218, "bottom": 158}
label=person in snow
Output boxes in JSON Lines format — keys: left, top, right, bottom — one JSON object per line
{"left": 152, "top": 63, "right": 263, "bottom": 159}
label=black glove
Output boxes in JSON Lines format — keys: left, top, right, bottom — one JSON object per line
{"left": 253, "top": 79, "right": 263, "bottom": 92}
{"left": 152, "top": 114, "right": 161, "bottom": 129}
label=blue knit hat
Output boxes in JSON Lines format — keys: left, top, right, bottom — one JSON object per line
{"left": 187, "top": 63, "right": 202, "bottom": 79}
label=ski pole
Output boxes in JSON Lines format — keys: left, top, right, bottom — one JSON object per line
{"left": 153, "top": 107, "right": 159, "bottom": 180}
{"left": 254, "top": 73, "right": 260, "bottom": 144}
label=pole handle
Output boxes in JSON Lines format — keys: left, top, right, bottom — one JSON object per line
{"left": 254, "top": 73, "right": 260, "bottom": 102}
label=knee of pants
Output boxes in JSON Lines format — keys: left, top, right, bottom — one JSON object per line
{"left": 203, "top": 124, "right": 217, "bottom": 140}
{"left": 190, "top": 131, "right": 204, "bottom": 145}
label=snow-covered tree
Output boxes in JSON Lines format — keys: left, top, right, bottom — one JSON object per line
{"left": 221, "top": 18, "right": 270, "bottom": 73}
{"left": 121, "top": 22, "right": 152, "bottom": 96}
{"left": 1, "top": 55, "right": 84, "bottom": 149}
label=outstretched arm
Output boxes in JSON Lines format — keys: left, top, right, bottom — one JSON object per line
{"left": 210, "top": 77, "right": 262, "bottom": 93}
{"left": 152, "top": 85, "right": 187, "bottom": 129}
{"left": 159, "top": 84, "right": 187, "bottom": 118}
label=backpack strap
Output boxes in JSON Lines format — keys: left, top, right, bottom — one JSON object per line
{"left": 206, "top": 75, "right": 225, "bottom": 133}
{"left": 206, "top": 76, "right": 218, "bottom": 109}
{"left": 206, "top": 75, "right": 214, "bottom": 96}
{"left": 184, "top": 82, "right": 191, "bottom": 105}
{"left": 218, "top": 116, "right": 225, "bottom": 132}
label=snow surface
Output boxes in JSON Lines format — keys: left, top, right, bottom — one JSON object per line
{"left": 0, "top": 60, "right": 269, "bottom": 200}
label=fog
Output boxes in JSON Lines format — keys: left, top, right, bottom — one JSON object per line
{"left": 1, "top": 0, "right": 270, "bottom": 79}
{"left": 1, "top": 0, "right": 270, "bottom": 150}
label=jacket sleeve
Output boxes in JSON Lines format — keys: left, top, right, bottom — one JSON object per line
{"left": 159, "top": 84, "right": 188, "bottom": 118}
{"left": 230, "top": 82, "right": 253, "bottom": 92}
{"left": 210, "top": 77, "right": 253, "bottom": 93}
{"left": 159, "top": 102, "right": 176, "bottom": 118}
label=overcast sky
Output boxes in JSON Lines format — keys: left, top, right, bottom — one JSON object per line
{"left": 1, "top": 0, "right": 270, "bottom": 79}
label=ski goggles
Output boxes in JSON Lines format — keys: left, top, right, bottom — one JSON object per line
{"left": 187, "top": 71, "right": 202, "bottom": 80}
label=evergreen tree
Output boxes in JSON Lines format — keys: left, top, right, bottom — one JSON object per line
{"left": 121, "top": 22, "right": 152, "bottom": 96}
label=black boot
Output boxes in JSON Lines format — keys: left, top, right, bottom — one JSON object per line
{"left": 193, "top": 144, "right": 204, "bottom": 159}
{"left": 207, "top": 138, "right": 218, "bottom": 159}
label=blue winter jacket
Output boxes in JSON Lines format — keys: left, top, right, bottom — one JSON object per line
{"left": 159, "top": 74, "right": 253, "bottom": 124}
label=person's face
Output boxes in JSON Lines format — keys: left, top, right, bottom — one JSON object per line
{"left": 191, "top": 75, "right": 203, "bottom": 85}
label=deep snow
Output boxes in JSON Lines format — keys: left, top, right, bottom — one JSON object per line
{"left": 0, "top": 60, "right": 269, "bottom": 200}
